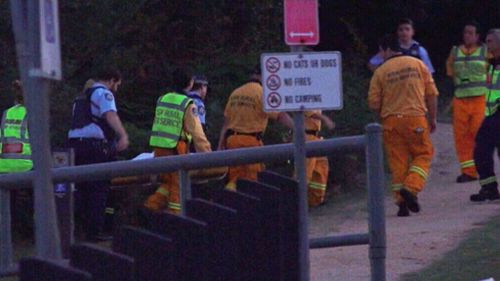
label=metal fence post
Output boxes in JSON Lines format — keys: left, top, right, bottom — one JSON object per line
{"left": 179, "top": 169, "right": 191, "bottom": 216}
{"left": 365, "top": 123, "right": 386, "bottom": 281}
{"left": 0, "top": 188, "right": 13, "bottom": 271}
{"left": 292, "top": 111, "right": 310, "bottom": 281}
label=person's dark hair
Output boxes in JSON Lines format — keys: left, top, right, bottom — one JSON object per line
{"left": 12, "top": 80, "right": 24, "bottom": 104}
{"left": 464, "top": 20, "right": 481, "bottom": 34}
{"left": 172, "top": 68, "right": 192, "bottom": 90}
{"left": 398, "top": 18, "right": 414, "bottom": 28}
{"left": 378, "top": 34, "right": 400, "bottom": 52}
{"left": 95, "top": 67, "right": 122, "bottom": 82}
{"left": 191, "top": 74, "right": 208, "bottom": 91}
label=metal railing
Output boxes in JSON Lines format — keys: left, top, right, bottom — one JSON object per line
{"left": 0, "top": 123, "right": 386, "bottom": 281}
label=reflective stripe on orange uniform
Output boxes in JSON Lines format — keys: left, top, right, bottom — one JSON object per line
{"left": 446, "top": 45, "right": 489, "bottom": 177}
{"left": 368, "top": 55, "right": 439, "bottom": 203}
{"left": 304, "top": 111, "right": 329, "bottom": 207}
{"left": 224, "top": 80, "right": 279, "bottom": 190}
{"left": 144, "top": 103, "right": 211, "bottom": 213}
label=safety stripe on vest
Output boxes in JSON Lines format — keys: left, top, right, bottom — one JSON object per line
{"left": 455, "top": 81, "right": 487, "bottom": 90}
{"left": 168, "top": 202, "right": 181, "bottom": 210}
{"left": 20, "top": 116, "right": 28, "bottom": 141}
{"left": 105, "top": 207, "right": 115, "bottom": 215}
{"left": 409, "top": 165, "right": 428, "bottom": 180}
{"left": 0, "top": 153, "right": 31, "bottom": 160}
{"left": 2, "top": 136, "right": 30, "bottom": 144}
{"left": 309, "top": 182, "right": 327, "bottom": 190}
{"left": 0, "top": 110, "right": 7, "bottom": 144}
{"left": 157, "top": 98, "right": 190, "bottom": 112}
{"left": 150, "top": 131, "right": 182, "bottom": 141}
{"left": 489, "top": 66, "right": 500, "bottom": 90}
{"left": 391, "top": 183, "right": 403, "bottom": 191}
{"left": 479, "top": 176, "right": 497, "bottom": 186}
{"left": 460, "top": 160, "right": 475, "bottom": 168}
{"left": 454, "top": 45, "right": 487, "bottom": 62}
{"left": 156, "top": 187, "right": 169, "bottom": 197}
{"left": 1, "top": 108, "right": 29, "bottom": 144}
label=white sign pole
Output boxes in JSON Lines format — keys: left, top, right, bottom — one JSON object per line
{"left": 35, "top": 0, "right": 62, "bottom": 80}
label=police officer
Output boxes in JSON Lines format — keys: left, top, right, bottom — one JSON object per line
{"left": 470, "top": 28, "right": 500, "bottom": 202}
{"left": 68, "top": 68, "right": 129, "bottom": 242}
{"left": 144, "top": 68, "right": 211, "bottom": 214}
{"left": 187, "top": 75, "right": 209, "bottom": 131}
{"left": 368, "top": 18, "right": 435, "bottom": 74}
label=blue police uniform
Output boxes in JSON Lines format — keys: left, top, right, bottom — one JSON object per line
{"left": 187, "top": 91, "right": 206, "bottom": 126}
{"left": 370, "top": 40, "right": 435, "bottom": 73}
{"left": 68, "top": 82, "right": 117, "bottom": 241}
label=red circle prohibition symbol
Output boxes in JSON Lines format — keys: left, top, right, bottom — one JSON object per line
{"left": 265, "top": 57, "right": 281, "bottom": 73}
{"left": 266, "top": 75, "right": 281, "bottom": 91}
{"left": 267, "top": 92, "right": 282, "bottom": 108}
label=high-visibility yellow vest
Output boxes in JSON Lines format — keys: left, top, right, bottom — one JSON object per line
{"left": 0, "top": 104, "right": 33, "bottom": 173}
{"left": 150, "top": 93, "right": 193, "bottom": 149}
{"left": 486, "top": 65, "right": 500, "bottom": 116}
{"left": 453, "top": 45, "right": 488, "bottom": 98}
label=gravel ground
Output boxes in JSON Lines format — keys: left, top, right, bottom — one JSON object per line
{"left": 308, "top": 122, "right": 500, "bottom": 281}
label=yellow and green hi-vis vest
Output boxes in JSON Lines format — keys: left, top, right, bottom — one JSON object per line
{"left": 150, "top": 92, "right": 193, "bottom": 149}
{"left": 453, "top": 45, "right": 488, "bottom": 98}
{"left": 486, "top": 65, "right": 500, "bottom": 116}
{"left": 0, "top": 104, "right": 33, "bottom": 173}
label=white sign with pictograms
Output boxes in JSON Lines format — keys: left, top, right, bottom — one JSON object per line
{"left": 261, "top": 52, "right": 343, "bottom": 111}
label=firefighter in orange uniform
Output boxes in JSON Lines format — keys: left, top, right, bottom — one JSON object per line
{"left": 368, "top": 34, "right": 439, "bottom": 217}
{"left": 218, "top": 66, "right": 293, "bottom": 190}
{"left": 446, "top": 20, "right": 489, "bottom": 182}
{"left": 304, "top": 110, "right": 335, "bottom": 207}
{"left": 144, "top": 69, "right": 212, "bottom": 214}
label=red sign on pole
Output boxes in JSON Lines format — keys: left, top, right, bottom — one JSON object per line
{"left": 284, "top": 0, "right": 319, "bottom": 46}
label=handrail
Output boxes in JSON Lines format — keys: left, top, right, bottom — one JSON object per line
{"left": 0, "top": 135, "right": 365, "bottom": 189}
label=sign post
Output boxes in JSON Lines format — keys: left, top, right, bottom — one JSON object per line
{"left": 10, "top": 0, "right": 62, "bottom": 260}
{"left": 266, "top": 1, "right": 339, "bottom": 280}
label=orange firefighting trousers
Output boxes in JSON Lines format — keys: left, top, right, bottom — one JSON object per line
{"left": 383, "top": 116, "right": 434, "bottom": 203}
{"left": 225, "top": 134, "right": 264, "bottom": 191}
{"left": 453, "top": 96, "right": 485, "bottom": 178}
{"left": 144, "top": 141, "right": 188, "bottom": 214}
{"left": 306, "top": 135, "right": 329, "bottom": 207}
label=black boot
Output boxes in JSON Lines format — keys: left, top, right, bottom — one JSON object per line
{"left": 470, "top": 186, "right": 500, "bottom": 202}
{"left": 456, "top": 174, "right": 478, "bottom": 183}
{"left": 400, "top": 188, "right": 420, "bottom": 213}
{"left": 397, "top": 202, "right": 410, "bottom": 217}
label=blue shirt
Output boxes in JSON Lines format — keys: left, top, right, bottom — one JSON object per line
{"left": 370, "top": 40, "right": 435, "bottom": 73}
{"left": 187, "top": 91, "right": 206, "bottom": 125}
{"left": 68, "top": 83, "right": 117, "bottom": 139}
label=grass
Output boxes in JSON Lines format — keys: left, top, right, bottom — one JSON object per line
{"left": 401, "top": 215, "right": 500, "bottom": 281}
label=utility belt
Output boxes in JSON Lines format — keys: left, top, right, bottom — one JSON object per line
{"left": 225, "top": 129, "right": 263, "bottom": 140}
{"left": 305, "top": 130, "right": 320, "bottom": 136}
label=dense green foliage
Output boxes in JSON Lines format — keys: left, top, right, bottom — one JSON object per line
{"left": 0, "top": 1, "right": 499, "bottom": 174}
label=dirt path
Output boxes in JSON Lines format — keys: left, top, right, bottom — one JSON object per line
{"left": 308, "top": 122, "right": 500, "bottom": 281}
